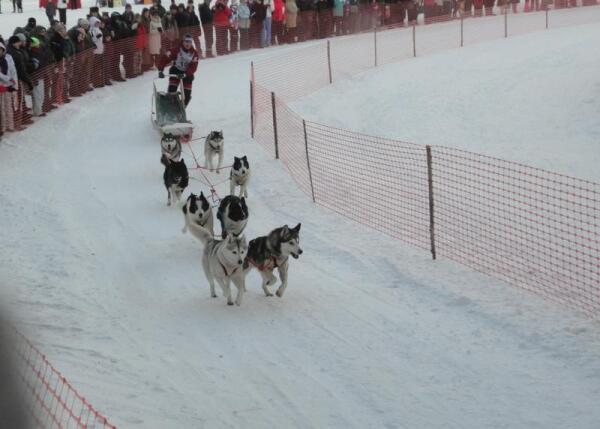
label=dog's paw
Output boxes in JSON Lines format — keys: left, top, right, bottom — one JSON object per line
{"left": 275, "top": 288, "right": 284, "bottom": 298}
{"left": 211, "top": 293, "right": 217, "bottom": 298}
{"left": 265, "top": 292, "right": 273, "bottom": 297}
{"left": 227, "top": 301, "right": 234, "bottom": 306}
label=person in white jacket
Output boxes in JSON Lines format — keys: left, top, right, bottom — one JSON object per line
{"left": 57, "top": 0, "right": 68, "bottom": 25}
{"left": 88, "top": 16, "right": 106, "bottom": 88}
{"left": 0, "top": 42, "right": 18, "bottom": 134}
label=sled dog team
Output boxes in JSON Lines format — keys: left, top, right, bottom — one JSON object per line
{"left": 161, "top": 131, "right": 303, "bottom": 306}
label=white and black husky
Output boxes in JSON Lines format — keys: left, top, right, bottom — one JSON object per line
{"left": 187, "top": 222, "right": 248, "bottom": 306}
{"left": 229, "top": 156, "right": 251, "bottom": 198}
{"left": 204, "top": 130, "right": 224, "bottom": 173}
{"left": 243, "top": 223, "right": 302, "bottom": 298}
{"left": 182, "top": 192, "right": 214, "bottom": 238}
{"left": 163, "top": 158, "right": 189, "bottom": 206}
{"left": 160, "top": 133, "right": 182, "bottom": 166}
{"left": 216, "top": 195, "right": 248, "bottom": 239}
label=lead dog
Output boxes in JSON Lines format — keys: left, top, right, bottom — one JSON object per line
{"left": 187, "top": 222, "right": 248, "bottom": 306}
{"left": 160, "top": 133, "right": 182, "bottom": 166}
{"left": 204, "top": 130, "right": 224, "bottom": 173}
{"left": 182, "top": 192, "right": 214, "bottom": 238}
{"left": 243, "top": 223, "right": 302, "bottom": 298}
{"left": 229, "top": 156, "right": 251, "bottom": 198}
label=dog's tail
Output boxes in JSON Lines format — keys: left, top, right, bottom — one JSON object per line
{"left": 186, "top": 221, "right": 213, "bottom": 244}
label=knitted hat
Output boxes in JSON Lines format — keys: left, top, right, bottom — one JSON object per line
{"left": 8, "top": 35, "right": 20, "bottom": 45}
{"left": 183, "top": 33, "right": 194, "bottom": 43}
{"left": 30, "top": 37, "right": 40, "bottom": 48}
{"left": 15, "top": 33, "right": 27, "bottom": 43}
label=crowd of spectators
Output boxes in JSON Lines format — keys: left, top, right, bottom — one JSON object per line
{"left": 0, "top": 0, "right": 596, "bottom": 136}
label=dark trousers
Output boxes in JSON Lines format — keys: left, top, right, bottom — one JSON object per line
{"left": 229, "top": 27, "right": 239, "bottom": 52}
{"left": 202, "top": 23, "right": 214, "bottom": 56}
{"left": 239, "top": 28, "right": 250, "bottom": 50}
{"left": 59, "top": 9, "right": 67, "bottom": 24}
{"left": 168, "top": 65, "right": 193, "bottom": 106}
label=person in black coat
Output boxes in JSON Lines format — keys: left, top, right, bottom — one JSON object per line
{"left": 186, "top": 4, "right": 202, "bottom": 56}
{"left": 7, "top": 35, "right": 33, "bottom": 129}
{"left": 199, "top": 0, "right": 214, "bottom": 57}
{"left": 296, "top": 0, "right": 315, "bottom": 41}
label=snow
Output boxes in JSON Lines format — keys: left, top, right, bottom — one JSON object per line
{"left": 291, "top": 20, "right": 600, "bottom": 182}
{"left": 1, "top": 5, "right": 600, "bottom": 429}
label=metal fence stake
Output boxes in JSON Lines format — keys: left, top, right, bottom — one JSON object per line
{"left": 426, "top": 145, "right": 437, "bottom": 260}
{"left": 271, "top": 91, "right": 279, "bottom": 159}
{"left": 303, "top": 120, "right": 316, "bottom": 203}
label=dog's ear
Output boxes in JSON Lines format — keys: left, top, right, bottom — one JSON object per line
{"left": 234, "top": 156, "right": 239, "bottom": 162}
{"left": 293, "top": 223, "right": 301, "bottom": 232}
{"left": 181, "top": 158, "right": 186, "bottom": 165}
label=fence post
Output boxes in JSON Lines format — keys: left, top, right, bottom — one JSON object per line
{"left": 327, "top": 40, "right": 333, "bottom": 84}
{"left": 504, "top": 8, "right": 508, "bottom": 38}
{"left": 412, "top": 23, "right": 416, "bottom": 57}
{"left": 374, "top": 25, "right": 378, "bottom": 67}
{"left": 460, "top": 14, "right": 464, "bottom": 47}
{"left": 250, "top": 61, "right": 255, "bottom": 138}
{"left": 426, "top": 145, "right": 437, "bottom": 260}
{"left": 271, "top": 91, "right": 279, "bottom": 160}
{"left": 303, "top": 120, "right": 316, "bottom": 203}
{"left": 545, "top": 9, "right": 548, "bottom": 29}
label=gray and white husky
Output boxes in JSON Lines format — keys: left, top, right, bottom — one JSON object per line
{"left": 229, "top": 156, "right": 251, "bottom": 198}
{"left": 204, "top": 130, "right": 224, "bottom": 173}
{"left": 243, "top": 223, "right": 302, "bottom": 298}
{"left": 188, "top": 222, "right": 248, "bottom": 306}
{"left": 160, "top": 133, "right": 182, "bottom": 166}
{"left": 182, "top": 192, "right": 214, "bottom": 238}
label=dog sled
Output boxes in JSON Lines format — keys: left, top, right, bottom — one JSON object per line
{"left": 151, "top": 77, "right": 193, "bottom": 143}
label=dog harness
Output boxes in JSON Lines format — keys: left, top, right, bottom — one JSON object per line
{"left": 219, "top": 261, "right": 239, "bottom": 277}
{"left": 247, "top": 256, "right": 279, "bottom": 272}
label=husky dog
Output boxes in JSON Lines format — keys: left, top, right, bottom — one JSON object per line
{"left": 187, "top": 222, "right": 248, "bottom": 306}
{"left": 216, "top": 195, "right": 248, "bottom": 239}
{"left": 182, "top": 192, "right": 214, "bottom": 238}
{"left": 163, "top": 158, "right": 189, "bottom": 206}
{"left": 229, "top": 156, "right": 251, "bottom": 198}
{"left": 243, "top": 223, "right": 302, "bottom": 298}
{"left": 204, "top": 130, "right": 224, "bottom": 173}
{"left": 160, "top": 133, "right": 182, "bottom": 166}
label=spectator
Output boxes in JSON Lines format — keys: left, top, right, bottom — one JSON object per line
{"left": 263, "top": 0, "right": 273, "bottom": 47}
{"left": 272, "top": 0, "right": 286, "bottom": 45}
{"left": 229, "top": 0, "right": 240, "bottom": 52}
{"left": 348, "top": 0, "right": 360, "bottom": 33}
{"left": 152, "top": 0, "right": 167, "bottom": 17}
{"left": 483, "top": 0, "right": 494, "bottom": 15}
{"left": 30, "top": 25, "right": 57, "bottom": 114}
{"left": 49, "top": 22, "right": 75, "bottom": 103}
{"left": 186, "top": 3, "right": 202, "bottom": 56}
{"left": 238, "top": 0, "right": 251, "bottom": 50}
{"left": 333, "top": 0, "right": 344, "bottom": 35}
{"left": 296, "top": 0, "right": 314, "bottom": 41}
{"left": 24, "top": 18, "right": 37, "bottom": 34}
{"left": 0, "top": 42, "right": 18, "bottom": 133}
{"left": 212, "top": 0, "right": 232, "bottom": 55}
{"left": 57, "top": 0, "right": 68, "bottom": 25}
{"left": 199, "top": 0, "right": 214, "bottom": 57}
{"left": 162, "top": 10, "right": 180, "bottom": 52}
{"left": 46, "top": 1, "right": 58, "bottom": 27}
{"left": 13, "top": 0, "right": 23, "bottom": 14}
{"left": 148, "top": 9, "right": 163, "bottom": 67}
{"left": 251, "top": 0, "right": 267, "bottom": 48}
{"left": 141, "top": 8, "right": 153, "bottom": 71}
{"left": 175, "top": 3, "right": 190, "bottom": 29}
{"left": 28, "top": 36, "right": 46, "bottom": 117}
{"left": 315, "top": 0, "right": 332, "bottom": 38}
{"left": 7, "top": 35, "right": 33, "bottom": 130}
{"left": 157, "top": 34, "right": 199, "bottom": 106}
{"left": 284, "top": 0, "right": 298, "bottom": 43}
{"left": 89, "top": 16, "right": 106, "bottom": 87}
{"left": 132, "top": 14, "right": 147, "bottom": 76}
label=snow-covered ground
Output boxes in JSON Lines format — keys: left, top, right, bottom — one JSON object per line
{"left": 1, "top": 6, "right": 600, "bottom": 429}
{"left": 292, "top": 21, "right": 600, "bottom": 182}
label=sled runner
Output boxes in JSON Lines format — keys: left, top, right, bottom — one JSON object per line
{"left": 151, "top": 77, "right": 193, "bottom": 143}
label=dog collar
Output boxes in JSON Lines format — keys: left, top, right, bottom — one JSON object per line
{"left": 248, "top": 256, "right": 279, "bottom": 271}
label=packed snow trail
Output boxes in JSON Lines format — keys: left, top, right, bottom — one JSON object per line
{"left": 1, "top": 15, "right": 600, "bottom": 429}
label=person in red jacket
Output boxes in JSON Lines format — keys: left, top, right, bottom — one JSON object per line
{"left": 212, "top": 0, "right": 232, "bottom": 55}
{"left": 158, "top": 34, "right": 199, "bottom": 107}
